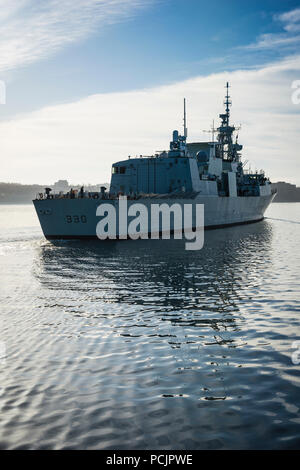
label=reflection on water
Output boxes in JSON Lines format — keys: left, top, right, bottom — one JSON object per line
{"left": 1, "top": 204, "right": 300, "bottom": 449}
{"left": 38, "top": 222, "right": 273, "bottom": 305}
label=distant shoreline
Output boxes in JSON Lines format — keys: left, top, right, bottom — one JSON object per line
{"left": 0, "top": 181, "right": 109, "bottom": 205}
{"left": 1, "top": 200, "right": 300, "bottom": 206}
{"left": 0, "top": 202, "right": 34, "bottom": 205}
{"left": 1, "top": 181, "right": 299, "bottom": 204}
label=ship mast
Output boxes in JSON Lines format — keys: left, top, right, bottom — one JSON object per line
{"left": 183, "top": 98, "right": 188, "bottom": 139}
{"left": 217, "top": 82, "right": 237, "bottom": 161}
{"left": 224, "top": 81, "right": 231, "bottom": 126}
{"left": 203, "top": 119, "right": 217, "bottom": 142}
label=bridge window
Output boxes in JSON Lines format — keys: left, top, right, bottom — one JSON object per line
{"left": 120, "top": 167, "right": 126, "bottom": 174}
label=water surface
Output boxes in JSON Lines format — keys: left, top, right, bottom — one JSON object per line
{"left": 0, "top": 203, "right": 299, "bottom": 449}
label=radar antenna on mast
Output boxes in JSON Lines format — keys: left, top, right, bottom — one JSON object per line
{"left": 183, "top": 98, "right": 187, "bottom": 138}
{"left": 203, "top": 119, "right": 217, "bottom": 142}
{"left": 224, "top": 82, "right": 232, "bottom": 125}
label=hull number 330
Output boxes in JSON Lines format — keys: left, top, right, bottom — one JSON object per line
{"left": 66, "top": 215, "right": 87, "bottom": 223}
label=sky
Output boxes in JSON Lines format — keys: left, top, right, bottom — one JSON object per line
{"left": 0, "top": 0, "right": 300, "bottom": 185}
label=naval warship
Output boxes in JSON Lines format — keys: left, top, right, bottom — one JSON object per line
{"left": 33, "top": 83, "right": 276, "bottom": 241}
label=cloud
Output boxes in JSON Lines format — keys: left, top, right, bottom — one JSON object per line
{"left": 0, "top": 0, "right": 153, "bottom": 72}
{"left": 245, "top": 33, "right": 300, "bottom": 50}
{"left": 278, "top": 7, "right": 300, "bottom": 32}
{"left": 1, "top": 55, "right": 300, "bottom": 186}
{"left": 242, "top": 7, "right": 300, "bottom": 50}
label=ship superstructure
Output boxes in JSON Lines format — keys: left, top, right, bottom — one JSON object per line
{"left": 102, "top": 83, "right": 271, "bottom": 200}
{"left": 33, "top": 84, "right": 276, "bottom": 240}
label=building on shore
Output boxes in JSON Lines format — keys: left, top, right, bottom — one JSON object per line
{"left": 272, "top": 182, "right": 300, "bottom": 202}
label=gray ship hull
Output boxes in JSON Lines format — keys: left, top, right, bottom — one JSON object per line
{"left": 33, "top": 193, "right": 275, "bottom": 240}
